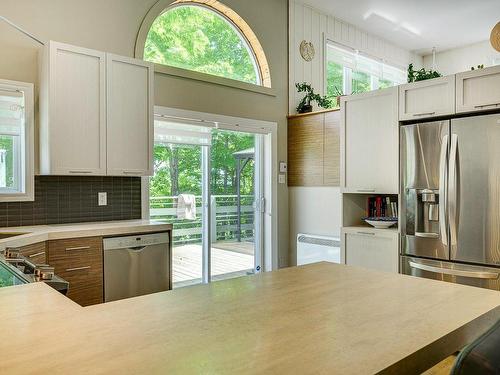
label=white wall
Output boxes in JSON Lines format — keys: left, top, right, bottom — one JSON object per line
{"left": 0, "top": 0, "right": 290, "bottom": 267}
{"left": 287, "top": 0, "right": 421, "bottom": 265}
{"left": 423, "top": 40, "right": 500, "bottom": 76}
{"left": 289, "top": 0, "right": 422, "bottom": 114}
{"left": 288, "top": 187, "right": 341, "bottom": 265}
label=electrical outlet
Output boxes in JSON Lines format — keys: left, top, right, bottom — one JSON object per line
{"left": 98, "top": 192, "right": 107, "bottom": 206}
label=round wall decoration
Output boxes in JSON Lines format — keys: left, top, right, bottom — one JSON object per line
{"left": 491, "top": 22, "right": 500, "bottom": 52}
{"left": 300, "top": 40, "right": 315, "bottom": 62}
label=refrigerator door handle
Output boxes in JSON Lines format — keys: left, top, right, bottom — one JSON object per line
{"left": 409, "top": 261, "right": 499, "bottom": 280}
{"left": 448, "top": 134, "right": 460, "bottom": 249}
{"left": 438, "top": 134, "right": 449, "bottom": 246}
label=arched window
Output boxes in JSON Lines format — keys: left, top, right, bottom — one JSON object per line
{"left": 137, "top": 0, "right": 271, "bottom": 87}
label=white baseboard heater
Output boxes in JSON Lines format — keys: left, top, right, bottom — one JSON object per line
{"left": 297, "top": 233, "right": 341, "bottom": 266}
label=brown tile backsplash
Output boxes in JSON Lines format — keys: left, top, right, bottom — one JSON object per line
{"left": 0, "top": 176, "right": 142, "bottom": 227}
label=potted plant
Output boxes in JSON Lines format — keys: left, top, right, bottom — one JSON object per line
{"left": 407, "top": 63, "right": 441, "bottom": 82}
{"left": 295, "top": 82, "right": 332, "bottom": 113}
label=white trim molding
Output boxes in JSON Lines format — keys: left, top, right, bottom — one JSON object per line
{"left": 0, "top": 79, "right": 34, "bottom": 202}
{"left": 143, "top": 106, "right": 279, "bottom": 271}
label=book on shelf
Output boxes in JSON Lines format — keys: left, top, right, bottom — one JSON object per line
{"left": 366, "top": 196, "right": 398, "bottom": 218}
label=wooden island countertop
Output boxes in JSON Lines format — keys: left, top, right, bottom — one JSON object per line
{"left": 1, "top": 262, "right": 499, "bottom": 374}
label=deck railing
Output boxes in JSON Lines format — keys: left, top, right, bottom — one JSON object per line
{"left": 150, "top": 195, "right": 254, "bottom": 245}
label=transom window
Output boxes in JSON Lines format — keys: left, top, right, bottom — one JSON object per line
{"left": 326, "top": 42, "right": 406, "bottom": 106}
{"left": 142, "top": 1, "right": 271, "bottom": 87}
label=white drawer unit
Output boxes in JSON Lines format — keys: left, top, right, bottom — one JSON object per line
{"left": 399, "top": 76, "right": 455, "bottom": 121}
{"left": 456, "top": 65, "right": 500, "bottom": 114}
{"left": 341, "top": 227, "right": 398, "bottom": 273}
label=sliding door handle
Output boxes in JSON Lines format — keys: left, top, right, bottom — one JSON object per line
{"left": 409, "top": 261, "right": 498, "bottom": 280}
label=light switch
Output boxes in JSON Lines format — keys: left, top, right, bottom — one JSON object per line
{"left": 278, "top": 174, "right": 286, "bottom": 184}
{"left": 98, "top": 192, "right": 107, "bottom": 206}
{"left": 279, "top": 161, "right": 287, "bottom": 173}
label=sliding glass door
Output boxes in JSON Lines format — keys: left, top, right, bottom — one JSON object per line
{"left": 209, "top": 129, "right": 263, "bottom": 282}
{"left": 150, "top": 117, "right": 264, "bottom": 288}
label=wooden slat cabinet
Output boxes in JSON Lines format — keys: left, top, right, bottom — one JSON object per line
{"left": 18, "top": 242, "right": 47, "bottom": 265}
{"left": 48, "top": 237, "right": 103, "bottom": 306}
{"left": 456, "top": 65, "right": 500, "bottom": 114}
{"left": 287, "top": 109, "right": 340, "bottom": 186}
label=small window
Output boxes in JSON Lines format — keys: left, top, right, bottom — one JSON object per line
{"left": 326, "top": 42, "right": 406, "bottom": 107}
{"left": 0, "top": 80, "right": 34, "bottom": 201}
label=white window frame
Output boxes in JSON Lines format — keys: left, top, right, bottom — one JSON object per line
{"left": 0, "top": 79, "right": 34, "bottom": 202}
{"left": 325, "top": 40, "right": 405, "bottom": 97}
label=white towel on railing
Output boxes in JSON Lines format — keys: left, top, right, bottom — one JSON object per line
{"left": 177, "top": 194, "right": 196, "bottom": 220}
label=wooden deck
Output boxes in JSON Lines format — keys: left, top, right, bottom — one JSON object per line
{"left": 173, "top": 241, "right": 254, "bottom": 288}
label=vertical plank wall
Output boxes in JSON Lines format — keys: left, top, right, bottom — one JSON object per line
{"left": 288, "top": 0, "right": 423, "bottom": 113}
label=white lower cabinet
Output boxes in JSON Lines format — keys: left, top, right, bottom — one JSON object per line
{"left": 341, "top": 227, "right": 399, "bottom": 273}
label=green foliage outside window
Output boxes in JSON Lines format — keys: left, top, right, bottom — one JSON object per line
{"left": 326, "top": 61, "right": 343, "bottom": 108}
{"left": 150, "top": 130, "right": 255, "bottom": 198}
{"left": 144, "top": 5, "right": 258, "bottom": 85}
{"left": 352, "top": 70, "right": 371, "bottom": 94}
{"left": 0, "top": 135, "right": 15, "bottom": 189}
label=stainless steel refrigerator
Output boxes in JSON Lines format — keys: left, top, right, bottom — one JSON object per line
{"left": 400, "top": 113, "right": 500, "bottom": 290}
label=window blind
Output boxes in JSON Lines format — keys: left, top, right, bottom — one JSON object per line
{"left": 154, "top": 116, "right": 212, "bottom": 146}
{"left": 326, "top": 44, "right": 356, "bottom": 69}
{"left": 326, "top": 42, "right": 405, "bottom": 84}
{"left": 0, "top": 89, "right": 24, "bottom": 136}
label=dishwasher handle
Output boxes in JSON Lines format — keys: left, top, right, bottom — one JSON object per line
{"left": 127, "top": 246, "right": 147, "bottom": 252}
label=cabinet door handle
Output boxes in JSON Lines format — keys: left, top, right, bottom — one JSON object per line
{"left": 69, "top": 170, "right": 92, "bottom": 174}
{"left": 357, "top": 231, "right": 375, "bottom": 236}
{"left": 65, "top": 246, "right": 91, "bottom": 251}
{"left": 28, "top": 251, "right": 45, "bottom": 258}
{"left": 66, "top": 266, "right": 91, "bottom": 272}
{"left": 474, "top": 102, "right": 500, "bottom": 109}
{"left": 413, "top": 112, "right": 436, "bottom": 117}
{"left": 123, "top": 170, "right": 143, "bottom": 175}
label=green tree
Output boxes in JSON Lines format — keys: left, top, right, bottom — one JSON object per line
{"left": 144, "top": 5, "right": 258, "bottom": 84}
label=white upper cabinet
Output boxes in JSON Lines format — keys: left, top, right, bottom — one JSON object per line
{"left": 40, "top": 41, "right": 106, "bottom": 175}
{"left": 341, "top": 87, "right": 399, "bottom": 194}
{"left": 39, "top": 41, "right": 154, "bottom": 176}
{"left": 456, "top": 65, "right": 500, "bottom": 114}
{"left": 106, "top": 54, "right": 153, "bottom": 176}
{"left": 398, "top": 76, "right": 455, "bottom": 121}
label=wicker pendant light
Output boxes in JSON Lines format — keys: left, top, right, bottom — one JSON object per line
{"left": 491, "top": 22, "right": 500, "bottom": 52}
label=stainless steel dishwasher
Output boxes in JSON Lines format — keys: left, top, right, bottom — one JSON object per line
{"left": 103, "top": 232, "right": 170, "bottom": 302}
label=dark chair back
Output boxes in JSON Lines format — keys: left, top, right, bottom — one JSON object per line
{"left": 451, "top": 319, "right": 500, "bottom": 374}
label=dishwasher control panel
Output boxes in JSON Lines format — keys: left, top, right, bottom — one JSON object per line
{"left": 103, "top": 232, "right": 170, "bottom": 250}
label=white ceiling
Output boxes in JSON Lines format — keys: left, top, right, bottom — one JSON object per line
{"left": 301, "top": 0, "right": 500, "bottom": 55}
